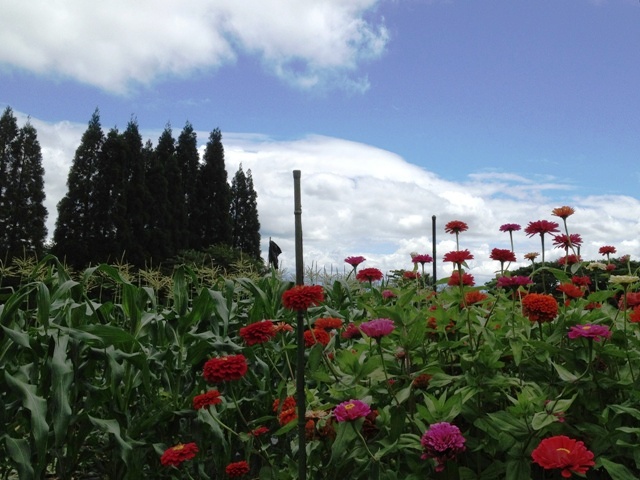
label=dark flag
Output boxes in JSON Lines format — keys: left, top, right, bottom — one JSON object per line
{"left": 268, "top": 240, "right": 282, "bottom": 269}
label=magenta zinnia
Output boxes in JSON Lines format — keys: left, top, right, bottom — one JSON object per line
{"left": 499, "top": 223, "right": 521, "bottom": 232}
{"left": 359, "top": 318, "right": 395, "bottom": 339}
{"left": 552, "top": 233, "right": 583, "bottom": 250}
{"left": 282, "top": 285, "right": 324, "bottom": 311}
{"left": 421, "top": 422, "right": 466, "bottom": 472}
{"left": 333, "top": 399, "right": 371, "bottom": 422}
{"left": 344, "top": 255, "right": 366, "bottom": 267}
{"left": 497, "top": 275, "right": 532, "bottom": 289}
{"left": 525, "top": 220, "right": 560, "bottom": 237}
{"left": 568, "top": 324, "right": 611, "bottom": 342}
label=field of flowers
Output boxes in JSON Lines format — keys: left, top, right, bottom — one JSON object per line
{"left": 2, "top": 207, "right": 640, "bottom": 479}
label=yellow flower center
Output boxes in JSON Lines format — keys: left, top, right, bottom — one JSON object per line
{"left": 556, "top": 448, "right": 571, "bottom": 454}
{"left": 583, "top": 326, "right": 591, "bottom": 330}
{"left": 173, "top": 444, "right": 185, "bottom": 451}
{"left": 344, "top": 403, "right": 356, "bottom": 410}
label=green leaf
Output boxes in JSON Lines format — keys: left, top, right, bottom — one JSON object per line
{"left": 600, "top": 457, "right": 638, "bottom": 480}
{"left": 552, "top": 362, "right": 579, "bottom": 382}
{"left": 51, "top": 333, "right": 73, "bottom": 446}
{"left": 330, "top": 420, "right": 359, "bottom": 465}
{"left": 88, "top": 415, "right": 132, "bottom": 465}
{"left": 531, "top": 412, "right": 557, "bottom": 430}
{"left": 4, "top": 435, "right": 34, "bottom": 480}
{"left": 505, "top": 458, "right": 531, "bottom": 480}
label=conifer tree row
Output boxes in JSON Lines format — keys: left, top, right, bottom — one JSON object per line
{"left": 0, "top": 107, "right": 48, "bottom": 262}
{"left": 52, "top": 110, "right": 261, "bottom": 268}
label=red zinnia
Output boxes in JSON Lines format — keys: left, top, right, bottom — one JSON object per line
{"left": 490, "top": 248, "right": 516, "bottom": 263}
{"left": 443, "top": 250, "right": 474, "bottom": 265}
{"left": 619, "top": 292, "right": 640, "bottom": 309}
{"left": 344, "top": 255, "right": 366, "bottom": 267}
{"left": 203, "top": 355, "right": 248, "bottom": 383}
{"left": 160, "top": 442, "right": 199, "bottom": 467}
{"left": 278, "top": 408, "right": 297, "bottom": 426}
{"left": 304, "top": 328, "right": 331, "bottom": 347}
{"left": 248, "top": 425, "right": 269, "bottom": 437}
{"left": 556, "top": 283, "right": 584, "bottom": 299}
{"left": 282, "top": 285, "right": 324, "bottom": 311}
{"left": 571, "top": 275, "right": 591, "bottom": 287}
{"left": 499, "top": 223, "right": 521, "bottom": 232}
{"left": 444, "top": 220, "right": 468, "bottom": 234}
{"left": 412, "top": 373, "right": 433, "bottom": 389}
{"left": 599, "top": 245, "right": 617, "bottom": 255}
{"left": 412, "top": 254, "right": 433, "bottom": 264}
{"left": 464, "top": 290, "right": 488, "bottom": 306}
{"left": 531, "top": 435, "right": 595, "bottom": 478}
{"left": 552, "top": 234, "right": 583, "bottom": 250}
{"left": 448, "top": 271, "right": 475, "bottom": 286}
{"left": 314, "top": 317, "right": 344, "bottom": 330}
{"left": 522, "top": 293, "right": 558, "bottom": 323}
{"left": 557, "top": 255, "right": 581, "bottom": 266}
{"left": 630, "top": 306, "right": 640, "bottom": 323}
{"left": 525, "top": 220, "right": 560, "bottom": 237}
{"left": 192, "top": 390, "right": 222, "bottom": 409}
{"left": 239, "top": 320, "right": 276, "bottom": 346}
{"left": 273, "top": 396, "right": 296, "bottom": 413}
{"left": 225, "top": 460, "right": 250, "bottom": 477}
{"left": 356, "top": 267, "right": 384, "bottom": 282}
{"left": 341, "top": 323, "right": 362, "bottom": 339}
{"left": 403, "top": 271, "right": 420, "bottom": 280}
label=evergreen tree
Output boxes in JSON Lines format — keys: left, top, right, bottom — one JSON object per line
{"left": 176, "top": 121, "right": 200, "bottom": 249}
{"left": 0, "top": 107, "right": 20, "bottom": 258}
{"left": 0, "top": 114, "right": 47, "bottom": 260}
{"left": 230, "top": 164, "right": 261, "bottom": 259}
{"left": 53, "top": 109, "right": 105, "bottom": 267}
{"left": 192, "top": 128, "right": 231, "bottom": 250}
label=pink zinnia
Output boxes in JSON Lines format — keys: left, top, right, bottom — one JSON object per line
{"left": 345, "top": 255, "right": 366, "bottom": 267}
{"left": 497, "top": 276, "right": 533, "bottom": 289}
{"left": 421, "top": 422, "right": 466, "bottom": 472}
{"left": 333, "top": 399, "right": 371, "bottom": 422}
{"left": 382, "top": 289, "right": 396, "bottom": 299}
{"left": 412, "top": 254, "right": 433, "bottom": 265}
{"left": 568, "top": 324, "right": 611, "bottom": 342}
{"left": 552, "top": 234, "right": 583, "bottom": 250}
{"left": 443, "top": 250, "right": 474, "bottom": 265}
{"left": 525, "top": 220, "right": 560, "bottom": 237}
{"left": 359, "top": 318, "right": 395, "bottom": 339}
{"left": 499, "top": 223, "right": 521, "bottom": 232}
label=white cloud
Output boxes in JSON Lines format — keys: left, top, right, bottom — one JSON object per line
{"left": 16, "top": 113, "right": 640, "bottom": 285}
{"left": 0, "top": 0, "right": 388, "bottom": 93}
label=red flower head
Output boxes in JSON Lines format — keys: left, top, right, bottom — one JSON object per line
{"left": 192, "top": 390, "right": 222, "bottom": 410}
{"left": 551, "top": 206, "right": 575, "bottom": 219}
{"left": 443, "top": 250, "right": 474, "bottom": 266}
{"left": 568, "top": 324, "right": 611, "bottom": 342}
{"left": 239, "top": 320, "right": 276, "bottom": 346}
{"left": 341, "top": 323, "right": 362, "bottom": 339}
{"left": 412, "top": 373, "right": 433, "bottom": 389}
{"left": 444, "top": 220, "right": 469, "bottom": 234}
{"left": 499, "top": 223, "right": 521, "bottom": 232}
{"left": 403, "top": 271, "right": 420, "bottom": 280}
{"left": 557, "top": 255, "right": 581, "bottom": 266}
{"left": 464, "top": 290, "right": 488, "bottom": 306}
{"left": 344, "top": 255, "right": 366, "bottom": 267}
{"left": 278, "top": 408, "right": 297, "bottom": 426}
{"left": 556, "top": 283, "right": 584, "bottom": 299}
{"left": 571, "top": 275, "right": 591, "bottom": 287}
{"left": 421, "top": 422, "right": 466, "bottom": 472}
{"left": 333, "top": 399, "right": 371, "bottom": 422}
{"left": 203, "top": 355, "right": 248, "bottom": 383}
{"left": 490, "top": 248, "right": 516, "bottom": 263}
{"left": 525, "top": 220, "right": 560, "bottom": 237}
{"left": 618, "top": 292, "right": 640, "bottom": 309}
{"left": 225, "top": 460, "right": 250, "bottom": 477}
{"left": 273, "top": 396, "right": 296, "bottom": 413}
{"left": 497, "top": 276, "right": 533, "bottom": 290}
{"left": 552, "top": 234, "right": 583, "bottom": 250}
{"left": 630, "top": 306, "right": 640, "bottom": 323}
{"left": 282, "top": 285, "right": 324, "bottom": 311}
{"left": 448, "top": 271, "right": 475, "bottom": 286}
{"left": 356, "top": 267, "right": 384, "bottom": 283}
{"left": 599, "top": 245, "right": 617, "bottom": 256}
{"left": 522, "top": 293, "right": 558, "bottom": 323}
{"left": 304, "top": 328, "right": 331, "bottom": 347}
{"left": 160, "top": 442, "right": 199, "bottom": 467}
{"left": 412, "top": 254, "right": 433, "bottom": 265}
{"left": 531, "top": 435, "right": 595, "bottom": 478}
{"left": 248, "top": 426, "right": 269, "bottom": 437}
{"left": 314, "top": 317, "right": 344, "bottom": 330}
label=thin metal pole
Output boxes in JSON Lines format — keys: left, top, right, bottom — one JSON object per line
{"left": 293, "top": 170, "right": 306, "bottom": 479}
{"left": 432, "top": 215, "right": 437, "bottom": 289}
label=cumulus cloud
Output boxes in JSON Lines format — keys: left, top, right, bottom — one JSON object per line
{"left": 17, "top": 113, "right": 640, "bottom": 284}
{"left": 0, "top": 0, "right": 388, "bottom": 93}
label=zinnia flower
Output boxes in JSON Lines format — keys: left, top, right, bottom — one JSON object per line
{"left": 248, "top": 426, "right": 269, "bottom": 437}
{"left": 557, "top": 255, "right": 581, "bottom": 266}
{"left": 443, "top": 250, "right": 474, "bottom": 266}
{"left": 630, "top": 306, "right": 640, "bottom": 323}
{"left": 522, "top": 293, "right": 558, "bottom": 323}
{"left": 341, "top": 323, "right": 362, "bottom": 339}
{"left": 499, "top": 223, "right": 521, "bottom": 232}
{"left": 344, "top": 255, "right": 366, "bottom": 268}
{"left": 609, "top": 275, "right": 639, "bottom": 285}
{"left": 420, "top": 422, "right": 466, "bottom": 472}
{"left": 571, "top": 275, "right": 591, "bottom": 287}
{"left": 239, "top": 320, "right": 276, "bottom": 346}
{"left": 490, "top": 248, "right": 516, "bottom": 263}
{"left": 192, "top": 390, "right": 222, "bottom": 410}
{"left": 525, "top": 220, "right": 560, "bottom": 237}
{"left": 412, "top": 254, "right": 433, "bottom": 264}
{"left": 359, "top": 318, "right": 395, "bottom": 339}
{"left": 333, "top": 399, "right": 371, "bottom": 422}
{"left": 304, "top": 328, "right": 331, "bottom": 347}
{"left": 382, "top": 289, "right": 396, "bottom": 299}
{"left": 551, "top": 206, "right": 575, "bottom": 219}
{"left": 225, "top": 460, "right": 250, "bottom": 477}
{"left": 464, "top": 290, "right": 488, "bottom": 306}
{"left": 586, "top": 262, "right": 607, "bottom": 271}
{"left": 412, "top": 373, "right": 433, "bottom": 389}
{"left": 444, "top": 220, "right": 468, "bottom": 234}
{"left": 314, "top": 317, "right": 344, "bottom": 330}
{"left": 524, "top": 252, "right": 539, "bottom": 261}
{"left": 497, "top": 276, "right": 533, "bottom": 289}
{"left": 531, "top": 435, "right": 595, "bottom": 478}
{"left": 599, "top": 245, "right": 616, "bottom": 256}
{"left": 556, "top": 283, "right": 584, "bottom": 299}
{"left": 619, "top": 292, "right": 640, "bottom": 309}
{"left": 568, "top": 324, "right": 611, "bottom": 342}
{"left": 160, "top": 442, "right": 199, "bottom": 467}
{"left": 282, "top": 285, "right": 324, "bottom": 311}
{"left": 552, "top": 234, "right": 583, "bottom": 250}
{"left": 273, "top": 396, "right": 296, "bottom": 413}
{"left": 448, "top": 271, "right": 475, "bottom": 286}
{"left": 403, "top": 271, "right": 420, "bottom": 280}
{"left": 356, "top": 267, "right": 384, "bottom": 283}
{"left": 203, "top": 355, "right": 248, "bottom": 383}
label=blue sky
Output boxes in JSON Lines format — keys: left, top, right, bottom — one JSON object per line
{"left": 2, "top": 0, "right": 640, "bottom": 281}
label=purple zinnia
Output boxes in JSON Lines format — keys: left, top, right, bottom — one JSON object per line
{"left": 499, "top": 223, "right": 521, "bottom": 232}
{"left": 568, "top": 324, "right": 612, "bottom": 342}
{"left": 421, "top": 422, "right": 466, "bottom": 472}
{"left": 333, "top": 399, "right": 371, "bottom": 422}
{"left": 359, "top": 318, "right": 395, "bottom": 339}
{"left": 345, "top": 256, "right": 366, "bottom": 268}
{"left": 497, "top": 276, "right": 533, "bottom": 290}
